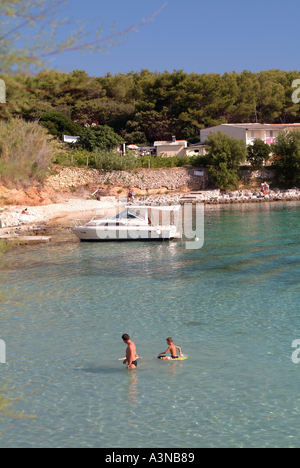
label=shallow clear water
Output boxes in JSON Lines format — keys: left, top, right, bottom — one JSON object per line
{"left": 1, "top": 202, "right": 300, "bottom": 447}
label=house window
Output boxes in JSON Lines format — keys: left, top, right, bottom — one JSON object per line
{"left": 251, "top": 131, "right": 255, "bottom": 140}
{"left": 268, "top": 131, "right": 274, "bottom": 138}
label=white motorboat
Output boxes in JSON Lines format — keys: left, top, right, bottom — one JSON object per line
{"left": 72, "top": 205, "right": 182, "bottom": 242}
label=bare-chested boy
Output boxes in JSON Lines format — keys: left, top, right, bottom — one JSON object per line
{"left": 122, "top": 334, "right": 138, "bottom": 369}
{"left": 157, "top": 337, "right": 183, "bottom": 360}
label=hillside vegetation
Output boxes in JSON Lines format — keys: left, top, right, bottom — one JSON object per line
{"left": 2, "top": 69, "right": 300, "bottom": 145}
{"left": 2, "top": 69, "right": 300, "bottom": 190}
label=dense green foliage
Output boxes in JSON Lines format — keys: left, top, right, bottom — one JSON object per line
{"left": 79, "top": 125, "right": 123, "bottom": 152}
{"left": 39, "top": 111, "right": 83, "bottom": 138}
{"left": 247, "top": 139, "right": 272, "bottom": 169}
{"left": 2, "top": 69, "right": 300, "bottom": 144}
{"left": 205, "top": 132, "right": 247, "bottom": 190}
{"left": 2, "top": 68, "right": 300, "bottom": 190}
{"left": 271, "top": 130, "right": 300, "bottom": 186}
{"left": 53, "top": 149, "right": 205, "bottom": 171}
{"left": 138, "top": 155, "right": 203, "bottom": 169}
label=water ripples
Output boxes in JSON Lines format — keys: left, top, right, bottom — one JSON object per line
{"left": 1, "top": 202, "right": 300, "bottom": 447}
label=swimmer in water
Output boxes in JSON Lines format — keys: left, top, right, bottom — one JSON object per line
{"left": 122, "top": 334, "right": 138, "bottom": 369}
{"left": 157, "top": 337, "right": 183, "bottom": 360}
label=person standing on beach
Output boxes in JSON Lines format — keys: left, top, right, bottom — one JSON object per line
{"left": 122, "top": 334, "right": 138, "bottom": 369}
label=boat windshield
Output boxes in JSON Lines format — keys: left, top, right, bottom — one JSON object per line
{"left": 114, "top": 209, "right": 147, "bottom": 221}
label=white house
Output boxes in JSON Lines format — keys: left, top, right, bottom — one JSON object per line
{"left": 154, "top": 136, "right": 187, "bottom": 157}
{"left": 184, "top": 142, "right": 207, "bottom": 156}
{"left": 200, "top": 123, "right": 300, "bottom": 146}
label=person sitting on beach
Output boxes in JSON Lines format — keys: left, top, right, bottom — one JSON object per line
{"left": 122, "top": 334, "right": 138, "bottom": 369}
{"left": 21, "top": 208, "right": 29, "bottom": 215}
{"left": 157, "top": 337, "right": 183, "bottom": 360}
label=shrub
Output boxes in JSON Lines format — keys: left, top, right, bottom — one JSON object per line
{"left": 138, "top": 155, "right": 196, "bottom": 169}
{"left": 205, "top": 132, "right": 247, "bottom": 190}
{"left": 94, "top": 150, "right": 139, "bottom": 171}
{"left": 192, "top": 154, "right": 210, "bottom": 167}
{"left": 39, "top": 111, "right": 82, "bottom": 138}
{"left": 124, "top": 131, "right": 149, "bottom": 146}
{"left": 271, "top": 130, "right": 300, "bottom": 187}
{"left": 247, "top": 138, "right": 271, "bottom": 169}
{"left": 79, "top": 125, "right": 123, "bottom": 152}
{"left": 54, "top": 150, "right": 202, "bottom": 171}
{"left": 54, "top": 149, "right": 139, "bottom": 171}
{"left": 0, "top": 119, "right": 58, "bottom": 186}
{"left": 53, "top": 148, "right": 95, "bottom": 167}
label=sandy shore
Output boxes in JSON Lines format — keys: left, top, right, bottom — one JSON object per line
{"left": 0, "top": 192, "right": 183, "bottom": 231}
{"left": 0, "top": 198, "right": 119, "bottom": 231}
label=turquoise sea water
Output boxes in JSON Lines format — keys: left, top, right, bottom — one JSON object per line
{"left": 1, "top": 201, "right": 300, "bottom": 448}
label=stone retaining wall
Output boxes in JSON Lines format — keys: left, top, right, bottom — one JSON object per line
{"left": 239, "top": 169, "right": 276, "bottom": 180}
{"left": 46, "top": 166, "right": 276, "bottom": 192}
{"left": 45, "top": 166, "right": 207, "bottom": 191}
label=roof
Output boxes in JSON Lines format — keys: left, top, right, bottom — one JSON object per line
{"left": 154, "top": 140, "right": 187, "bottom": 146}
{"left": 221, "top": 123, "right": 300, "bottom": 130}
{"left": 188, "top": 141, "right": 206, "bottom": 147}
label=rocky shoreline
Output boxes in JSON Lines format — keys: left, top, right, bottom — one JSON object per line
{"left": 133, "top": 188, "right": 300, "bottom": 206}
{"left": 1, "top": 188, "right": 300, "bottom": 233}
{"left": 179, "top": 188, "right": 300, "bottom": 204}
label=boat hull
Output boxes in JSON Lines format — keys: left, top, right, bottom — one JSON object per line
{"left": 72, "top": 226, "right": 179, "bottom": 242}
